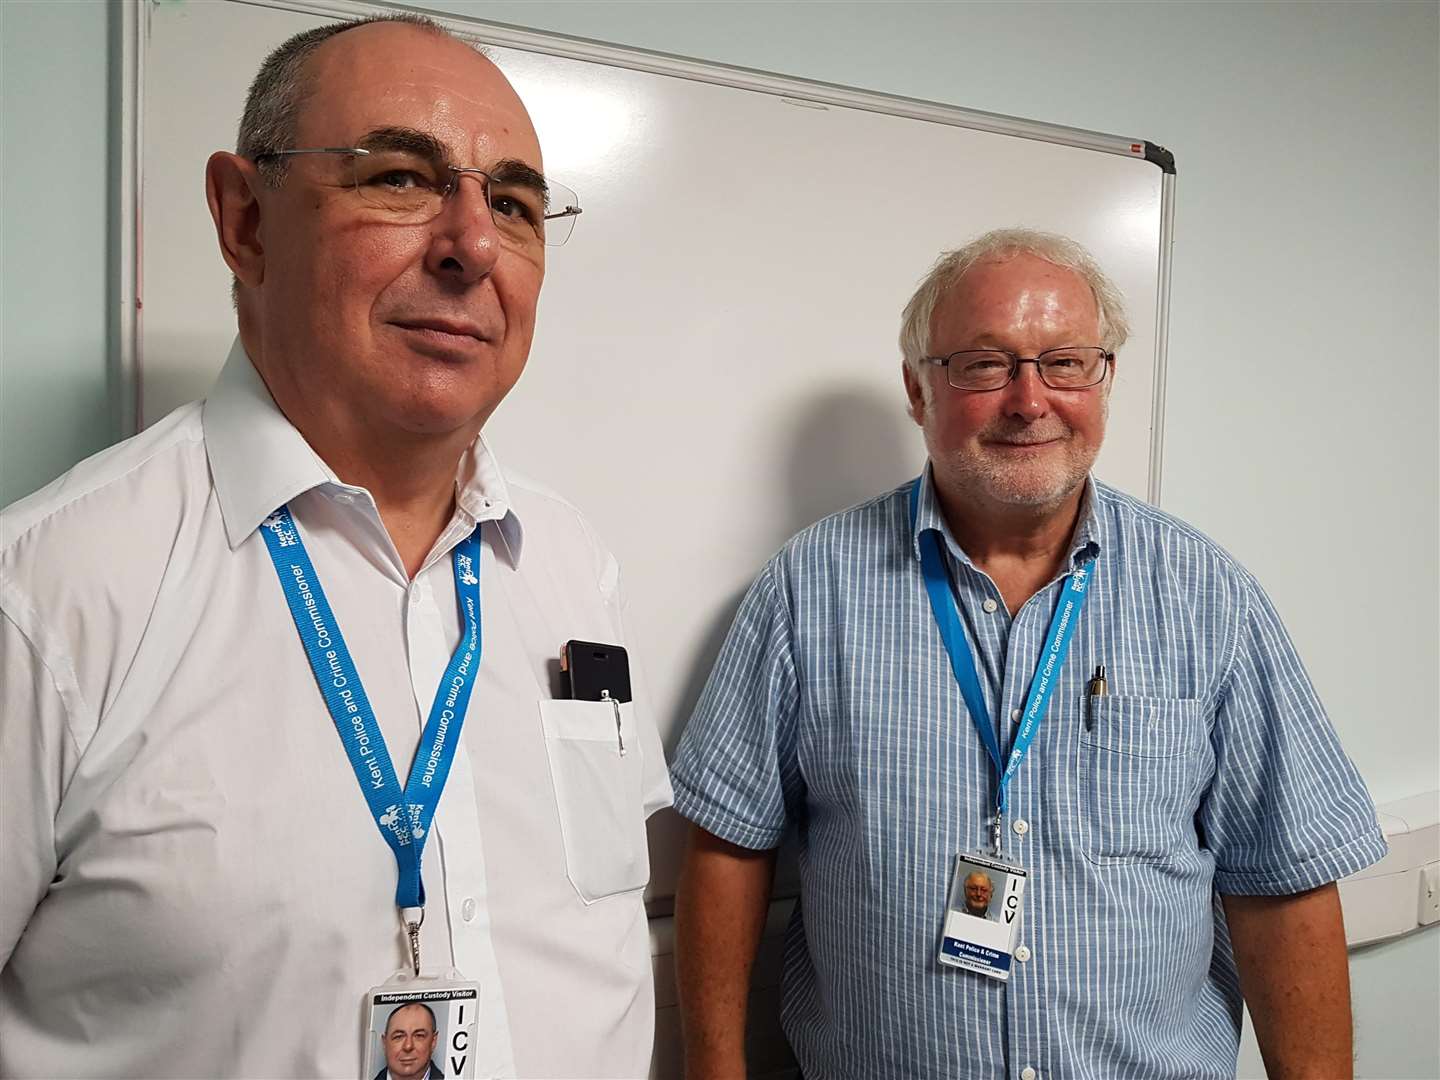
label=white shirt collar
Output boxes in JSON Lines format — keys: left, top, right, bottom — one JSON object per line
{"left": 202, "top": 337, "right": 524, "bottom": 563}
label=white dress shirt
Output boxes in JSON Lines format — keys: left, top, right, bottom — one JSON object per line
{"left": 0, "top": 341, "right": 671, "bottom": 1079}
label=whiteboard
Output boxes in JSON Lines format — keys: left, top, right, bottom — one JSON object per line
{"left": 133, "top": 0, "right": 1174, "bottom": 902}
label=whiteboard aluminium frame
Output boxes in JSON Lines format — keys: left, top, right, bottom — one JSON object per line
{"left": 118, "top": 0, "right": 1177, "bottom": 501}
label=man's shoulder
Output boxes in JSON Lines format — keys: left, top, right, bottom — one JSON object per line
{"left": 2, "top": 403, "right": 208, "bottom": 557}
{"left": 502, "top": 468, "right": 610, "bottom": 558}
{"left": 1091, "top": 479, "right": 1256, "bottom": 587}
{"left": 1, "top": 403, "right": 211, "bottom": 625}
{"left": 499, "top": 469, "right": 619, "bottom": 594}
{"left": 503, "top": 468, "right": 593, "bottom": 532}
{"left": 772, "top": 480, "right": 912, "bottom": 572}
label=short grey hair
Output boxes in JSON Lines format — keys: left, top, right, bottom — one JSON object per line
{"left": 898, "top": 227, "right": 1131, "bottom": 373}
{"left": 236, "top": 13, "right": 477, "bottom": 188}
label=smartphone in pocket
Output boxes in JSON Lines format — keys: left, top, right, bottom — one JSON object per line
{"left": 560, "top": 639, "right": 631, "bottom": 703}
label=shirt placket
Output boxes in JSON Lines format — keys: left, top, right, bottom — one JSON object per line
{"left": 998, "top": 580, "right": 1060, "bottom": 1080}
{"left": 403, "top": 541, "right": 517, "bottom": 1075}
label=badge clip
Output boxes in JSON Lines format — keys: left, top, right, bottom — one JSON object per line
{"left": 402, "top": 906, "right": 424, "bottom": 977}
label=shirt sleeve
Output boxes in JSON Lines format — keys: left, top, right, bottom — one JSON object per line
{"left": 1199, "top": 573, "right": 1387, "bottom": 895}
{"left": 0, "top": 605, "right": 82, "bottom": 970}
{"left": 668, "top": 560, "right": 802, "bottom": 851}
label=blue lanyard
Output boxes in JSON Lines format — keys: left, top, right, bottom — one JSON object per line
{"left": 909, "top": 478, "right": 1092, "bottom": 853}
{"left": 260, "top": 506, "right": 481, "bottom": 913}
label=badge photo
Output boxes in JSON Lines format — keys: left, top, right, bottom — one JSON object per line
{"left": 364, "top": 984, "right": 480, "bottom": 1080}
{"left": 938, "top": 854, "right": 1028, "bottom": 980}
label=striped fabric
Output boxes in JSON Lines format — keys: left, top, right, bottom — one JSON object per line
{"left": 670, "top": 468, "right": 1386, "bottom": 1080}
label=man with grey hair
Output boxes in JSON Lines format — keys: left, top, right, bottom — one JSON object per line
{"left": 670, "top": 228, "right": 1383, "bottom": 1079}
{"left": 0, "top": 14, "right": 669, "bottom": 1078}
{"left": 961, "top": 870, "right": 995, "bottom": 919}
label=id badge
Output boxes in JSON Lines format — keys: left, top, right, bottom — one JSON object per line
{"left": 363, "top": 972, "right": 480, "bottom": 1080}
{"left": 937, "top": 852, "right": 1028, "bottom": 980}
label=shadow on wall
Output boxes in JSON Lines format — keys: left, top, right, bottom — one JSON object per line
{"left": 667, "top": 379, "right": 920, "bottom": 746}
{"left": 662, "top": 381, "right": 918, "bottom": 757}
{"left": 781, "top": 381, "right": 921, "bottom": 546}
{"left": 645, "top": 381, "right": 920, "bottom": 905}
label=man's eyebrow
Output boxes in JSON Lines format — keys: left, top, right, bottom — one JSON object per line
{"left": 488, "top": 158, "right": 550, "bottom": 200}
{"left": 355, "top": 126, "right": 450, "bottom": 161}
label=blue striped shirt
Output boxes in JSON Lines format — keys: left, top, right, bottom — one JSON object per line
{"left": 670, "top": 469, "right": 1386, "bottom": 1080}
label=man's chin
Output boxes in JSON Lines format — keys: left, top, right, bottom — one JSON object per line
{"left": 962, "top": 474, "right": 1083, "bottom": 511}
{"left": 944, "top": 453, "right": 1091, "bottom": 509}
{"left": 374, "top": 393, "right": 498, "bottom": 442}
{"left": 992, "top": 486, "right": 1078, "bottom": 509}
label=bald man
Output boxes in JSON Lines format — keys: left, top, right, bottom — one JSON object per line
{"left": 377, "top": 1004, "right": 444, "bottom": 1080}
{"left": 0, "top": 15, "right": 670, "bottom": 1078}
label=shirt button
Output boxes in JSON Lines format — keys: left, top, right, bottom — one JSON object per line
{"left": 333, "top": 491, "right": 354, "bottom": 505}
{"left": 1012, "top": 818, "right": 1029, "bottom": 836}
{"left": 409, "top": 589, "right": 422, "bottom": 606}
{"left": 1010, "top": 708, "right": 1022, "bottom": 722}
{"left": 461, "top": 897, "right": 477, "bottom": 923}
{"left": 1015, "top": 945, "right": 1032, "bottom": 962}
{"left": 1021, "top": 1067, "right": 1038, "bottom": 1080}
{"left": 981, "top": 598, "right": 999, "bottom": 613}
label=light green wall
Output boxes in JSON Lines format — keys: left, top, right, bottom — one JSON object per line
{"left": 1, "top": 1, "right": 1436, "bottom": 1076}
{"left": 0, "top": 0, "right": 116, "bottom": 509}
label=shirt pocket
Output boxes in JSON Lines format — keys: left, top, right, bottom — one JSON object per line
{"left": 538, "top": 699, "right": 650, "bottom": 903}
{"left": 1078, "top": 695, "right": 1204, "bottom": 865}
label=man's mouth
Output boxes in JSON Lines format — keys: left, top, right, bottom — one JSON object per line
{"left": 390, "top": 317, "right": 489, "bottom": 347}
{"left": 988, "top": 436, "right": 1062, "bottom": 449}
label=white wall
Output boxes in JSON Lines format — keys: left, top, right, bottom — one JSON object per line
{"left": 2, "top": 2, "right": 1436, "bottom": 1076}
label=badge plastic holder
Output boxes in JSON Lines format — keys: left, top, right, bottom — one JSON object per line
{"left": 937, "top": 852, "right": 1028, "bottom": 981}
{"left": 363, "top": 969, "right": 480, "bottom": 1080}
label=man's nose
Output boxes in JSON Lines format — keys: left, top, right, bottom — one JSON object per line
{"left": 425, "top": 173, "right": 502, "bottom": 285}
{"left": 997, "top": 360, "right": 1049, "bottom": 421}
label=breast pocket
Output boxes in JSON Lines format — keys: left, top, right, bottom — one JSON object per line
{"left": 538, "top": 699, "right": 650, "bottom": 903}
{"left": 1079, "top": 696, "right": 1204, "bottom": 865}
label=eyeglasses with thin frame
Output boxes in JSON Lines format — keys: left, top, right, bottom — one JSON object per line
{"left": 251, "top": 143, "right": 582, "bottom": 247}
{"left": 922, "top": 347, "right": 1114, "bottom": 392}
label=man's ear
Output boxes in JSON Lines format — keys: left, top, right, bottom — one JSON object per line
{"left": 206, "top": 151, "right": 265, "bottom": 289}
{"left": 902, "top": 361, "right": 928, "bottom": 426}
